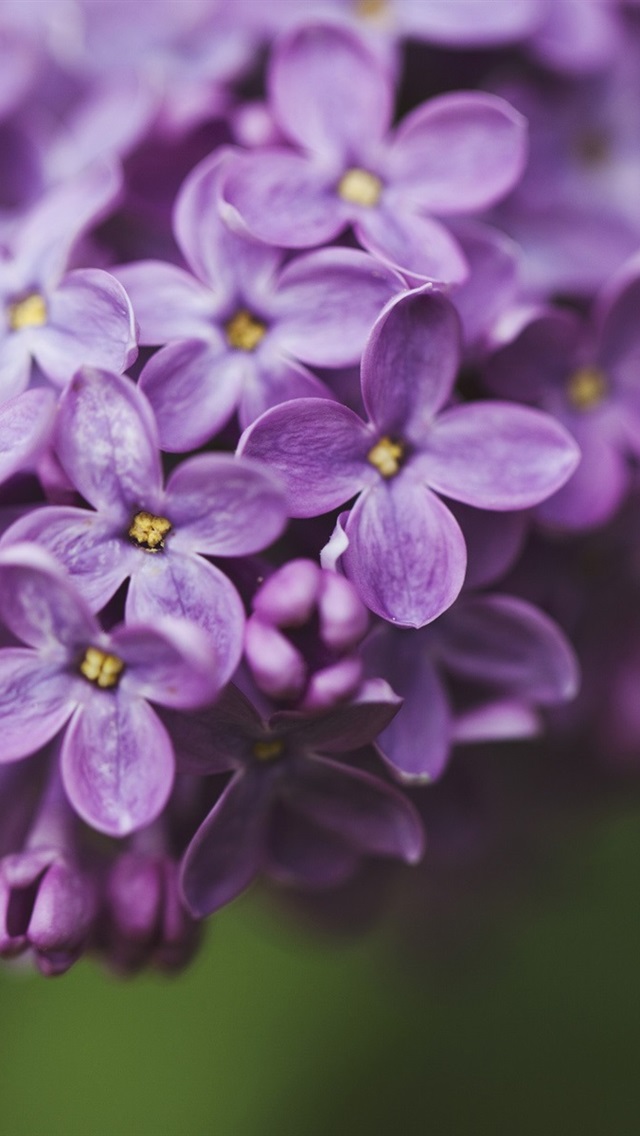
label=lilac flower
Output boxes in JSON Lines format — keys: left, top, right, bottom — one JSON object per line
{"left": 2, "top": 366, "right": 288, "bottom": 683}
{"left": 240, "top": 289, "right": 580, "bottom": 626}
{"left": 169, "top": 681, "right": 424, "bottom": 916}
{"left": 0, "top": 162, "right": 137, "bottom": 399}
{"left": 245, "top": 559, "right": 369, "bottom": 710}
{"left": 115, "top": 149, "right": 404, "bottom": 447}
{"left": 220, "top": 22, "right": 528, "bottom": 283}
{"left": 0, "top": 543, "right": 222, "bottom": 836}
{"left": 0, "top": 386, "right": 56, "bottom": 487}
{"left": 362, "top": 593, "right": 579, "bottom": 781}
{"left": 484, "top": 253, "right": 640, "bottom": 530}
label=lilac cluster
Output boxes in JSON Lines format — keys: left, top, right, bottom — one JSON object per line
{"left": 0, "top": 1, "right": 638, "bottom": 976}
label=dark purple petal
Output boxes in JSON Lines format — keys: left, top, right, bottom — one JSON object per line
{"left": 0, "top": 650, "right": 74, "bottom": 762}
{"left": 161, "top": 684, "right": 262, "bottom": 777}
{"left": 113, "top": 261, "right": 218, "bottom": 345}
{"left": 361, "top": 288, "right": 461, "bottom": 436}
{"left": 165, "top": 453, "right": 287, "bottom": 556}
{"left": 342, "top": 479, "right": 467, "bottom": 627}
{"left": 266, "top": 802, "right": 358, "bottom": 889}
{"left": 238, "top": 398, "right": 373, "bottom": 517}
{"left": 389, "top": 92, "right": 528, "bottom": 214}
{"left": 0, "top": 388, "right": 56, "bottom": 486}
{"left": 287, "top": 755, "right": 425, "bottom": 864}
{"left": 55, "top": 367, "right": 163, "bottom": 516}
{"left": 180, "top": 770, "right": 270, "bottom": 916}
{"left": 61, "top": 696, "right": 175, "bottom": 837}
{"left": 271, "top": 678, "right": 402, "bottom": 753}
{"left": 127, "top": 553, "right": 245, "bottom": 689}
{"left": 423, "top": 402, "right": 581, "bottom": 509}
{"left": 139, "top": 339, "right": 245, "bottom": 452}
{"left": 0, "top": 543, "right": 98, "bottom": 651}
{"left": 270, "top": 22, "right": 393, "bottom": 158}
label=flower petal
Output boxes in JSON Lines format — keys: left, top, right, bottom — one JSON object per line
{"left": 0, "top": 543, "right": 98, "bottom": 651}
{"left": 0, "top": 388, "right": 56, "bottom": 486}
{"left": 423, "top": 402, "right": 581, "bottom": 509}
{"left": 356, "top": 206, "right": 469, "bottom": 285}
{"left": 0, "top": 650, "right": 74, "bottom": 762}
{"left": 271, "top": 679, "right": 402, "bottom": 753}
{"left": 113, "top": 261, "right": 218, "bottom": 345}
{"left": 61, "top": 696, "right": 175, "bottom": 837}
{"left": 266, "top": 802, "right": 358, "bottom": 889}
{"left": 342, "top": 479, "right": 467, "bottom": 627}
{"left": 239, "top": 355, "right": 335, "bottom": 432}
{"left": 112, "top": 618, "right": 223, "bottom": 710}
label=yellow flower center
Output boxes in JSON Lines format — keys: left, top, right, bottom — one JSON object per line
{"left": 354, "top": 0, "right": 389, "bottom": 22}
{"left": 128, "top": 511, "right": 172, "bottom": 552}
{"left": 252, "top": 739, "right": 284, "bottom": 762}
{"left": 225, "top": 309, "right": 267, "bottom": 351}
{"left": 79, "top": 647, "right": 125, "bottom": 689}
{"left": 337, "top": 168, "right": 383, "bottom": 208}
{"left": 367, "top": 436, "right": 405, "bottom": 478}
{"left": 7, "top": 292, "right": 48, "bottom": 331}
{"left": 566, "top": 366, "right": 608, "bottom": 411}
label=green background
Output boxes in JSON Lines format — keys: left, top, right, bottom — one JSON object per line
{"left": 2, "top": 805, "right": 639, "bottom": 1136}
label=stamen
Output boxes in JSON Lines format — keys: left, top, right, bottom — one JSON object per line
{"left": 7, "top": 292, "right": 48, "bottom": 331}
{"left": 355, "top": 0, "right": 388, "bottom": 19}
{"left": 252, "top": 739, "right": 284, "bottom": 762}
{"left": 79, "top": 647, "right": 125, "bottom": 689}
{"left": 566, "top": 366, "right": 608, "bottom": 411}
{"left": 128, "top": 511, "right": 172, "bottom": 551}
{"left": 225, "top": 310, "right": 267, "bottom": 351}
{"left": 337, "top": 168, "right": 383, "bottom": 208}
{"left": 368, "top": 436, "right": 405, "bottom": 478}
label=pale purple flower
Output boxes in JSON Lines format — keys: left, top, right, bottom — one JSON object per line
{"left": 169, "top": 681, "right": 424, "bottom": 916}
{"left": 240, "top": 289, "right": 580, "bottom": 626}
{"left": 220, "top": 22, "right": 528, "bottom": 284}
{"left": 2, "top": 367, "right": 288, "bottom": 684}
{"left": 0, "top": 542, "right": 222, "bottom": 836}
{"left": 116, "top": 149, "right": 404, "bottom": 448}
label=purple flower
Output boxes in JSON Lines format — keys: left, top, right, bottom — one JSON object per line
{"left": 0, "top": 162, "right": 137, "bottom": 398}
{"left": 115, "top": 149, "right": 404, "bottom": 447}
{"left": 240, "top": 289, "right": 580, "bottom": 626}
{"left": 3, "top": 366, "right": 288, "bottom": 683}
{"left": 219, "top": 22, "right": 528, "bottom": 284}
{"left": 0, "top": 543, "right": 222, "bottom": 836}
{"left": 171, "top": 681, "right": 424, "bottom": 916}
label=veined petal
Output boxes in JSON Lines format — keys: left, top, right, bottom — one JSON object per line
{"left": 139, "top": 339, "right": 245, "bottom": 452}
{"left": 270, "top": 22, "right": 393, "bottom": 159}
{"left": 288, "top": 756, "right": 425, "bottom": 864}
{"left": 165, "top": 453, "right": 287, "bottom": 556}
{"left": 238, "top": 398, "right": 373, "bottom": 518}
{"left": 0, "top": 388, "right": 56, "bottom": 486}
{"left": 356, "top": 207, "right": 469, "bottom": 285}
{"left": 61, "top": 696, "right": 174, "bottom": 837}
{"left": 342, "top": 478, "right": 467, "bottom": 627}
{"left": 0, "top": 650, "right": 74, "bottom": 762}
{"left": 423, "top": 402, "right": 580, "bottom": 510}
{"left": 180, "top": 770, "right": 270, "bottom": 917}
{"left": 361, "top": 288, "right": 461, "bottom": 436}
{"left": 127, "top": 553, "right": 245, "bottom": 689}
{"left": 113, "top": 261, "right": 219, "bottom": 345}
{"left": 33, "top": 269, "right": 137, "bottom": 385}
{"left": 273, "top": 247, "right": 404, "bottom": 367}
{"left": 389, "top": 92, "right": 528, "bottom": 214}
{"left": 0, "top": 543, "right": 98, "bottom": 651}
{"left": 55, "top": 367, "right": 163, "bottom": 515}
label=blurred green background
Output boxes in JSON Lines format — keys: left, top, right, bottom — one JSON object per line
{"left": 1, "top": 804, "right": 639, "bottom": 1136}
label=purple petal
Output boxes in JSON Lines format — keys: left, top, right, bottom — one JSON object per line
{"left": 238, "top": 398, "right": 373, "bottom": 517}
{"left": 0, "top": 388, "right": 56, "bottom": 485}
{"left": 221, "top": 149, "right": 343, "bottom": 249}
{"left": 55, "top": 367, "right": 163, "bottom": 516}
{"left": 361, "top": 288, "right": 461, "bottom": 436}
{"left": 452, "top": 502, "right": 528, "bottom": 591}
{"left": 452, "top": 700, "right": 540, "bottom": 744}
{"left": 165, "top": 453, "right": 287, "bottom": 556}
{"left": 288, "top": 755, "right": 425, "bottom": 864}
{"left": 161, "top": 684, "right": 262, "bottom": 777}
{"left": 270, "top": 23, "right": 393, "bottom": 159}
{"left": 439, "top": 594, "right": 580, "bottom": 704}
{"left": 403, "top": 0, "right": 540, "bottom": 45}
{"left": 423, "top": 402, "right": 581, "bottom": 510}
{"left": 272, "top": 247, "right": 403, "bottom": 367}
{"left": 113, "top": 261, "right": 218, "bottom": 345}
{"left": 139, "top": 339, "right": 244, "bottom": 452}
{"left": 112, "top": 618, "right": 223, "bottom": 710}
{"left": 266, "top": 802, "right": 358, "bottom": 889}
{"left": 1, "top": 505, "right": 133, "bottom": 611}
{"left": 271, "top": 679, "right": 402, "bottom": 753}
{"left": 0, "top": 543, "right": 98, "bottom": 651}
{"left": 61, "top": 696, "right": 175, "bottom": 837}
{"left": 0, "top": 335, "right": 32, "bottom": 402}
{"left": 180, "top": 770, "right": 270, "bottom": 916}
{"left": 0, "top": 650, "right": 74, "bottom": 762}
{"left": 127, "top": 553, "right": 245, "bottom": 689}
{"left": 389, "top": 92, "right": 528, "bottom": 214}
{"left": 239, "top": 356, "right": 335, "bottom": 432}
{"left": 32, "top": 269, "right": 137, "bottom": 385}
{"left": 357, "top": 206, "right": 469, "bottom": 285}
{"left": 535, "top": 424, "right": 629, "bottom": 532}
{"left": 342, "top": 479, "right": 467, "bottom": 627}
